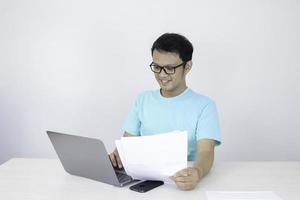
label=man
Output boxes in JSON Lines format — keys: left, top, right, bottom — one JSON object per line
{"left": 109, "top": 33, "right": 221, "bottom": 190}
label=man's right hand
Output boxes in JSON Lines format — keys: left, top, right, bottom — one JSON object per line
{"left": 109, "top": 132, "right": 134, "bottom": 169}
{"left": 109, "top": 148, "right": 123, "bottom": 169}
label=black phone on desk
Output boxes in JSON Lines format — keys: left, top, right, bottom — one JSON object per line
{"left": 129, "top": 180, "right": 164, "bottom": 193}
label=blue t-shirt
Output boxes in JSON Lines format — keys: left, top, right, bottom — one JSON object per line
{"left": 122, "top": 88, "right": 221, "bottom": 161}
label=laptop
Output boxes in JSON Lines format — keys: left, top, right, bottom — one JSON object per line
{"left": 46, "top": 130, "right": 136, "bottom": 187}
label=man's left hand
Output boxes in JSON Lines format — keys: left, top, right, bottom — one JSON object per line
{"left": 170, "top": 167, "right": 202, "bottom": 190}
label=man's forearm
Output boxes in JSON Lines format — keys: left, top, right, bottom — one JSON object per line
{"left": 193, "top": 150, "right": 214, "bottom": 179}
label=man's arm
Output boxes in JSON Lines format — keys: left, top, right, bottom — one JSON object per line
{"left": 193, "top": 139, "right": 215, "bottom": 179}
{"left": 171, "top": 139, "right": 215, "bottom": 190}
{"left": 109, "top": 131, "right": 136, "bottom": 168}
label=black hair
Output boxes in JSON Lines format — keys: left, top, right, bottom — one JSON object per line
{"left": 151, "top": 33, "right": 193, "bottom": 62}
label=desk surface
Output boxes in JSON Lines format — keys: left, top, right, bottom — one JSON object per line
{"left": 0, "top": 158, "right": 299, "bottom": 200}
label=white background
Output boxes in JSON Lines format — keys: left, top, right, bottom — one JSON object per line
{"left": 0, "top": 0, "right": 299, "bottom": 164}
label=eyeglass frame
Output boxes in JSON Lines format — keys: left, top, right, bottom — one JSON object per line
{"left": 149, "top": 61, "right": 187, "bottom": 75}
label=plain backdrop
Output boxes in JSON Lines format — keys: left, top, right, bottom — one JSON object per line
{"left": 0, "top": 0, "right": 299, "bottom": 165}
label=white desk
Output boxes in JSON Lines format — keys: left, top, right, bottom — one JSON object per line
{"left": 0, "top": 158, "right": 299, "bottom": 200}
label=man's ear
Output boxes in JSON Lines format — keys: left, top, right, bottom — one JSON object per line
{"left": 184, "top": 60, "right": 192, "bottom": 75}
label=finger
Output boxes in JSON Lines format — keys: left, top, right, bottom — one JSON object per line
{"left": 187, "top": 167, "right": 196, "bottom": 174}
{"left": 188, "top": 167, "right": 192, "bottom": 175}
{"left": 113, "top": 149, "right": 122, "bottom": 168}
{"left": 176, "top": 182, "right": 189, "bottom": 190}
{"left": 188, "top": 168, "right": 200, "bottom": 177}
{"left": 179, "top": 173, "right": 188, "bottom": 177}
{"left": 114, "top": 148, "right": 119, "bottom": 156}
{"left": 173, "top": 175, "right": 193, "bottom": 183}
{"left": 184, "top": 167, "right": 195, "bottom": 174}
{"left": 115, "top": 154, "right": 123, "bottom": 168}
{"left": 180, "top": 167, "right": 196, "bottom": 176}
{"left": 176, "top": 181, "right": 195, "bottom": 191}
{"left": 170, "top": 175, "right": 187, "bottom": 182}
{"left": 175, "top": 169, "right": 189, "bottom": 177}
{"left": 109, "top": 153, "right": 117, "bottom": 167}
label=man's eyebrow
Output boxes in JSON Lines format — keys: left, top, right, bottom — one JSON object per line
{"left": 152, "top": 62, "right": 178, "bottom": 67}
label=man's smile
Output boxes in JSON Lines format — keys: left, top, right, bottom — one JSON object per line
{"left": 159, "top": 79, "right": 171, "bottom": 86}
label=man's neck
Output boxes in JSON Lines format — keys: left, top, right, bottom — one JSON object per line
{"left": 160, "top": 85, "right": 188, "bottom": 98}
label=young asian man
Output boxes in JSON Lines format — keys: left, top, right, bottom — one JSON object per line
{"left": 109, "top": 33, "right": 221, "bottom": 191}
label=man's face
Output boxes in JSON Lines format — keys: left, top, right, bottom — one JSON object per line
{"left": 152, "top": 49, "right": 191, "bottom": 95}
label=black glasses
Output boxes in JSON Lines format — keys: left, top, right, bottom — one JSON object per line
{"left": 149, "top": 62, "right": 186, "bottom": 75}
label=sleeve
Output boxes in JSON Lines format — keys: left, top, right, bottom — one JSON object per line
{"left": 196, "top": 102, "right": 221, "bottom": 145}
{"left": 122, "top": 95, "right": 141, "bottom": 136}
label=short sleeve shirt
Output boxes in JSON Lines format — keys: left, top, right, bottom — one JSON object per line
{"left": 122, "top": 88, "right": 221, "bottom": 161}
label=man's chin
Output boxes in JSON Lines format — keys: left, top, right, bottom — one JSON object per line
{"left": 160, "top": 86, "right": 175, "bottom": 93}
{"left": 160, "top": 84, "right": 170, "bottom": 90}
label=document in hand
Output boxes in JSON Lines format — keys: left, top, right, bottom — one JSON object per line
{"left": 115, "top": 130, "right": 187, "bottom": 184}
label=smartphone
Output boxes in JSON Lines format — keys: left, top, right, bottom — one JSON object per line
{"left": 129, "top": 180, "right": 164, "bottom": 193}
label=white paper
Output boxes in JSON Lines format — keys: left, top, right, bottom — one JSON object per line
{"left": 115, "top": 130, "right": 187, "bottom": 184}
{"left": 206, "top": 191, "right": 282, "bottom": 200}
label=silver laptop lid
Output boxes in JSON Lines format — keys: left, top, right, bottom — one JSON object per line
{"left": 47, "top": 131, "right": 121, "bottom": 186}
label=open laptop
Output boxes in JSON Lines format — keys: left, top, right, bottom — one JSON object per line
{"left": 46, "top": 130, "right": 136, "bottom": 187}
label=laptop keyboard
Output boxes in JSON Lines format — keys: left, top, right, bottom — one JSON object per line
{"left": 116, "top": 172, "right": 131, "bottom": 183}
